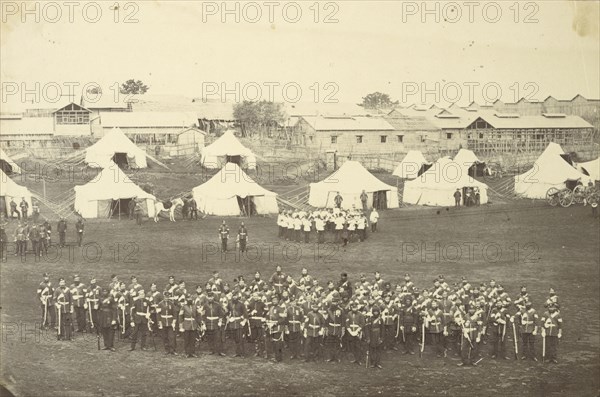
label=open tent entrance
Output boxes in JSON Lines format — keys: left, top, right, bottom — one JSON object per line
{"left": 0, "top": 197, "right": 8, "bottom": 217}
{"left": 0, "top": 160, "right": 13, "bottom": 175}
{"left": 112, "top": 152, "right": 129, "bottom": 169}
{"left": 419, "top": 163, "right": 433, "bottom": 176}
{"left": 560, "top": 153, "right": 574, "bottom": 166}
{"left": 467, "top": 162, "right": 487, "bottom": 177}
{"left": 237, "top": 196, "right": 256, "bottom": 216}
{"left": 372, "top": 191, "right": 388, "bottom": 210}
{"left": 109, "top": 198, "right": 133, "bottom": 218}
{"left": 226, "top": 155, "right": 242, "bottom": 166}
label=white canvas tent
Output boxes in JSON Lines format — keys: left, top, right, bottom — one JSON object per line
{"left": 200, "top": 130, "right": 256, "bottom": 170}
{"left": 309, "top": 161, "right": 399, "bottom": 209}
{"left": 0, "top": 169, "right": 32, "bottom": 217}
{"left": 577, "top": 158, "right": 600, "bottom": 181}
{"left": 454, "top": 148, "right": 486, "bottom": 177}
{"left": 74, "top": 162, "right": 156, "bottom": 218}
{"left": 85, "top": 128, "right": 148, "bottom": 169}
{"left": 514, "top": 142, "right": 592, "bottom": 199}
{"left": 403, "top": 157, "right": 489, "bottom": 206}
{"left": 192, "top": 163, "right": 278, "bottom": 216}
{"left": 393, "top": 150, "right": 431, "bottom": 179}
{"left": 0, "top": 148, "right": 21, "bottom": 174}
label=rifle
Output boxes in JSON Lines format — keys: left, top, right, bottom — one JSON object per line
{"left": 43, "top": 299, "right": 48, "bottom": 328}
{"left": 419, "top": 322, "right": 425, "bottom": 358}
{"left": 542, "top": 330, "right": 546, "bottom": 363}
{"left": 512, "top": 321, "right": 519, "bottom": 359}
{"left": 57, "top": 306, "right": 62, "bottom": 339}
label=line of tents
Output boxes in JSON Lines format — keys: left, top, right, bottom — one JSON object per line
{"left": 1, "top": 133, "right": 598, "bottom": 220}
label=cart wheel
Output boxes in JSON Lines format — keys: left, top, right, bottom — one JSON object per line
{"left": 546, "top": 187, "right": 560, "bottom": 206}
{"left": 559, "top": 189, "right": 573, "bottom": 207}
{"left": 573, "top": 185, "right": 586, "bottom": 204}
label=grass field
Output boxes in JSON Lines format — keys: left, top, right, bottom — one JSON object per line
{"left": 1, "top": 196, "right": 599, "bottom": 396}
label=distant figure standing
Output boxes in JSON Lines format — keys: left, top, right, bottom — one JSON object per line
{"left": 218, "top": 221, "right": 230, "bottom": 252}
{"left": 57, "top": 217, "right": 67, "bottom": 247}
{"left": 454, "top": 189, "right": 462, "bottom": 207}
{"left": 10, "top": 198, "right": 20, "bottom": 220}
{"left": 182, "top": 199, "right": 190, "bottom": 220}
{"left": 237, "top": 222, "right": 248, "bottom": 252}
{"left": 128, "top": 198, "right": 136, "bottom": 220}
{"left": 474, "top": 188, "right": 481, "bottom": 206}
{"left": 370, "top": 209, "right": 379, "bottom": 232}
{"left": 592, "top": 202, "right": 598, "bottom": 218}
{"left": 20, "top": 198, "right": 29, "bottom": 220}
{"left": 0, "top": 224, "right": 7, "bottom": 260}
{"left": 360, "top": 190, "right": 368, "bottom": 212}
{"left": 133, "top": 200, "right": 143, "bottom": 226}
{"left": 189, "top": 197, "right": 198, "bottom": 220}
{"left": 76, "top": 217, "right": 85, "bottom": 246}
{"left": 32, "top": 201, "right": 40, "bottom": 224}
{"left": 334, "top": 192, "right": 343, "bottom": 209}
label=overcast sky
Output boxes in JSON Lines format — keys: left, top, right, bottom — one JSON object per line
{"left": 1, "top": 1, "right": 599, "bottom": 107}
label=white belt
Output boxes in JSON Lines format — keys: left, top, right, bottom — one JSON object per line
{"left": 289, "top": 320, "right": 301, "bottom": 324}
{"left": 161, "top": 315, "right": 173, "bottom": 318}
{"left": 136, "top": 312, "right": 148, "bottom": 316}
{"left": 207, "top": 316, "right": 219, "bottom": 320}
{"left": 229, "top": 316, "right": 241, "bottom": 321}
{"left": 184, "top": 317, "right": 195, "bottom": 321}
{"left": 251, "top": 316, "right": 265, "bottom": 321}
{"left": 329, "top": 323, "right": 341, "bottom": 327}
{"left": 308, "top": 324, "right": 320, "bottom": 328}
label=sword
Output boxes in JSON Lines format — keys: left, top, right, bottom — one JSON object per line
{"left": 88, "top": 303, "right": 94, "bottom": 329}
{"left": 512, "top": 321, "right": 519, "bottom": 359}
{"left": 501, "top": 323, "right": 506, "bottom": 342}
{"left": 542, "top": 331, "right": 546, "bottom": 363}
{"left": 43, "top": 299, "right": 48, "bottom": 328}
{"left": 57, "top": 306, "right": 62, "bottom": 338}
{"left": 365, "top": 349, "right": 370, "bottom": 369}
{"left": 420, "top": 322, "right": 425, "bottom": 358}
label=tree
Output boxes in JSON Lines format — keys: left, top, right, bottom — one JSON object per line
{"left": 233, "top": 100, "right": 286, "bottom": 138}
{"left": 358, "top": 92, "right": 399, "bottom": 111}
{"left": 120, "top": 79, "right": 149, "bottom": 95}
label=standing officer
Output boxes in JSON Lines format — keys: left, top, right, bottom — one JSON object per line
{"left": 325, "top": 298, "right": 345, "bottom": 362}
{"left": 86, "top": 278, "right": 101, "bottom": 333}
{"left": 31, "top": 200, "right": 40, "bottom": 224}
{"left": 541, "top": 303, "right": 562, "bottom": 363}
{"left": 157, "top": 291, "right": 178, "bottom": 355}
{"left": 489, "top": 300, "right": 510, "bottom": 359}
{"left": 334, "top": 192, "right": 343, "bottom": 209}
{"left": 14, "top": 222, "right": 26, "bottom": 256}
{"left": 203, "top": 292, "right": 226, "bottom": 356}
{"left": 345, "top": 301, "right": 364, "bottom": 364}
{"left": 248, "top": 292, "right": 267, "bottom": 357}
{"left": 179, "top": 294, "right": 201, "bottom": 358}
{"left": 37, "top": 273, "right": 55, "bottom": 329}
{"left": 454, "top": 189, "right": 462, "bottom": 207}
{"left": 129, "top": 290, "right": 150, "bottom": 351}
{"left": 425, "top": 300, "right": 446, "bottom": 357}
{"left": 286, "top": 296, "right": 304, "bottom": 360}
{"left": 19, "top": 197, "right": 29, "bottom": 220}
{"left": 75, "top": 217, "right": 84, "bottom": 247}
{"left": 99, "top": 288, "right": 117, "bottom": 351}
{"left": 304, "top": 303, "right": 325, "bottom": 362}
{"left": 515, "top": 301, "right": 538, "bottom": 361}
{"left": 265, "top": 295, "right": 287, "bottom": 363}
{"left": 188, "top": 196, "right": 198, "bottom": 220}
{"left": 227, "top": 293, "right": 248, "bottom": 357}
{"left": 28, "top": 224, "right": 41, "bottom": 257}
{"left": 237, "top": 222, "right": 248, "bottom": 253}
{"left": 57, "top": 217, "right": 67, "bottom": 247}
{"left": 218, "top": 221, "right": 229, "bottom": 252}
{"left": 70, "top": 275, "right": 88, "bottom": 333}
{"left": 365, "top": 306, "right": 385, "bottom": 369}
{"left": 399, "top": 297, "right": 418, "bottom": 355}
{"left": 54, "top": 278, "right": 74, "bottom": 341}
{"left": 133, "top": 200, "right": 143, "bottom": 226}
{"left": 457, "top": 305, "right": 481, "bottom": 366}
{"left": 9, "top": 198, "right": 20, "bottom": 220}
{"left": 360, "top": 190, "right": 368, "bottom": 212}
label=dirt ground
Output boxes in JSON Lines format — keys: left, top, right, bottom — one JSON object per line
{"left": 1, "top": 162, "right": 599, "bottom": 396}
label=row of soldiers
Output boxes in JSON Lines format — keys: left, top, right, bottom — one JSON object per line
{"left": 0, "top": 217, "right": 84, "bottom": 259}
{"left": 276, "top": 208, "right": 379, "bottom": 245}
{"left": 36, "top": 268, "right": 563, "bottom": 367}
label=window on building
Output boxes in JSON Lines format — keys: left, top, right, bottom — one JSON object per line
{"left": 56, "top": 111, "right": 89, "bottom": 125}
{"left": 397, "top": 135, "right": 404, "bottom": 143}
{"left": 420, "top": 136, "right": 426, "bottom": 143}
{"left": 446, "top": 133, "right": 453, "bottom": 139}
{"left": 356, "top": 135, "right": 363, "bottom": 143}
{"left": 479, "top": 133, "right": 484, "bottom": 139}
{"left": 380, "top": 135, "right": 387, "bottom": 143}
{"left": 308, "top": 136, "right": 314, "bottom": 143}
{"left": 331, "top": 136, "right": 337, "bottom": 144}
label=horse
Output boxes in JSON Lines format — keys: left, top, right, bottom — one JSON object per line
{"left": 154, "top": 197, "right": 185, "bottom": 222}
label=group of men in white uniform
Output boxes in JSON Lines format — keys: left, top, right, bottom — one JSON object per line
{"left": 276, "top": 207, "right": 379, "bottom": 245}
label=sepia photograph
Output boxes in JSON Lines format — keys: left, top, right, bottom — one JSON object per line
{"left": 0, "top": 1, "right": 599, "bottom": 396}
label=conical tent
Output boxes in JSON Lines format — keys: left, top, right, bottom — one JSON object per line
{"left": 85, "top": 128, "right": 148, "bottom": 169}
{"left": 578, "top": 158, "right": 599, "bottom": 181}
{"left": 0, "top": 148, "right": 21, "bottom": 174}
{"left": 0, "top": 169, "right": 32, "bottom": 217}
{"left": 454, "top": 148, "right": 486, "bottom": 177}
{"left": 393, "top": 150, "right": 431, "bottom": 179}
{"left": 74, "top": 162, "right": 156, "bottom": 218}
{"left": 192, "top": 163, "right": 278, "bottom": 216}
{"left": 200, "top": 130, "right": 256, "bottom": 170}
{"left": 403, "top": 157, "right": 489, "bottom": 206}
{"left": 309, "top": 161, "right": 399, "bottom": 209}
{"left": 514, "top": 142, "right": 592, "bottom": 199}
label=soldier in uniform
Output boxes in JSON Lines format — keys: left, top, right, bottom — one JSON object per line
{"left": 303, "top": 303, "right": 324, "bottom": 362}
{"left": 270, "top": 266, "right": 287, "bottom": 297}
{"left": 265, "top": 295, "right": 287, "bottom": 362}
{"left": 425, "top": 300, "right": 446, "bottom": 357}
{"left": 248, "top": 291, "right": 267, "bottom": 356}
{"left": 19, "top": 197, "right": 29, "bottom": 220}
{"left": 70, "top": 275, "right": 88, "bottom": 332}
{"left": 57, "top": 217, "right": 67, "bottom": 247}
{"left": 541, "top": 303, "right": 562, "bottom": 363}
{"left": 286, "top": 296, "right": 304, "bottom": 359}
{"left": 218, "top": 221, "right": 229, "bottom": 252}
{"left": 86, "top": 278, "right": 101, "bottom": 333}
{"left": 179, "top": 294, "right": 201, "bottom": 358}
{"left": 157, "top": 291, "right": 178, "bottom": 355}
{"left": 28, "top": 224, "right": 41, "bottom": 257}
{"left": 203, "top": 292, "right": 226, "bottom": 356}
{"left": 381, "top": 296, "right": 398, "bottom": 351}
{"left": 75, "top": 217, "right": 84, "bottom": 246}
{"left": 54, "top": 278, "right": 74, "bottom": 341}
{"left": 129, "top": 289, "right": 150, "bottom": 351}
{"left": 226, "top": 293, "right": 248, "bottom": 357}
{"left": 325, "top": 298, "right": 345, "bottom": 362}
{"left": 9, "top": 198, "right": 20, "bottom": 220}
{"left": 489, "top": 300, "right": 510, "bottom": 359}
{"left": 99, "top": 287, "right": 117, "bottom": 351}
{"left": 14, "top": 223, "right": 26, "bottom": 256}
{"left": 37, "top": 273, "right": 55, "bottom": 329}
{"left": 457, "top": 306, "right": 481, "bottom": 366}
{"left": 399, "top": 297, "right": 418, "bottom": 355}
{"left": 365, "top": 306, "right": 385, "bottom": 368}
{"left": 237, "top": 222, "right": 248, "bottom": 253}
{"left": 515, "top": 301, "right": 538, "bottom": 361}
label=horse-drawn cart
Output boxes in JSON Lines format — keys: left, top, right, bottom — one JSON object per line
{"left": 546, "top": 185, "right": 599, "bottom": 207}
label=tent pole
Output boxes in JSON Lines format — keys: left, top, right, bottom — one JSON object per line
{"left": 119, "top": 199, "right": 121, "bottom": 221}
